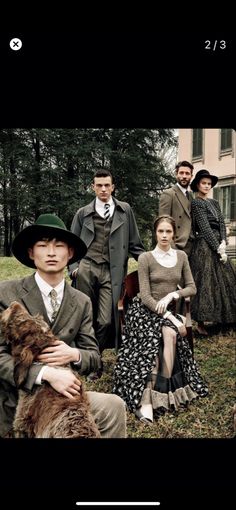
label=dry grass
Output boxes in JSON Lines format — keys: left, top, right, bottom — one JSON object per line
{"left": 86, "top": 330, "right": 235, "bottom": 438}
{"left": 0, "top": 256, "right": 235, "bottom": 438}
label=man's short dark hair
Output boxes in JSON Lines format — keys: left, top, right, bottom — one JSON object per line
{"left": 175, "top": 160, "right": 194, "bottom": 173}
{"left": 93, "top": 169, "right": 113, "bottom": 183}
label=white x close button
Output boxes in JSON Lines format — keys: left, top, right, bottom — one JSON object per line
{"left": 9, "top": 38, "right": 23, "bottom": 51}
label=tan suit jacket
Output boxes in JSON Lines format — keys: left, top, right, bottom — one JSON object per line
{"left": 159, "top": 184, "right": 194, "bottom": 255}
{"left": 0, "top": 274, "right": 100, "bottom": 437}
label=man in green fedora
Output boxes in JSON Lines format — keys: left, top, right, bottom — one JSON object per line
{"left": 0, "top": 213, "right": 127, "bottom": 438}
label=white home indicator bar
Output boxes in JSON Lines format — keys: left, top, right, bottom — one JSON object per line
{"left": 76, "top": 503, "right": 160, "bottom": 507}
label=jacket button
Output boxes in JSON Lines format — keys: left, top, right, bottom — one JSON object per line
{"left": 69, "top": 328, "right": 74, "bottom": 333}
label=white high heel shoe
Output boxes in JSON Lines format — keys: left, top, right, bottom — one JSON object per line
{"left": 135, "top": 404, "right": 153, "bottom": 424}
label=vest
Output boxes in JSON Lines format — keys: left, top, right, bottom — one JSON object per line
{"left": 86, "top": 211, "right": 112, "bottom": 264}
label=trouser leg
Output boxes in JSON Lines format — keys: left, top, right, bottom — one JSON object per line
{"left": 87, "top": 391, "right": 127, "bottom": 438}
{"left": 76, "top": 259, "right": 97, "bottom": 323}
{"left": 96, "top": 263, "right": 112, "bottom": 351}
{"left": 77, "top": 260, "right": 112, "bottom": 352}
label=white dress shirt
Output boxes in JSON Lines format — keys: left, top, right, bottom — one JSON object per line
{"left": 34, "top": 273, "right": 80, "bottom": 384}
{"left": 35, "top": 272, "right": 64, "bottom": 323}
{"left": 176, "top": 182, "right": 189, "bottom": 197}
{"left": 151, "top": 245, "right": 177, "bottom": 268}
{"left": 95, "top": 196, "right": 115, "bottom": 218}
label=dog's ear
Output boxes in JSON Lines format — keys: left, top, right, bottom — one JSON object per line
{"left": 13, "top": 347, "right": 35, "bottom": 388}
{"left": 14, "top": 362, "right": 29, "bottom": 388}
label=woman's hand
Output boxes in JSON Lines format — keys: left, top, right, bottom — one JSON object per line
{"left": 217, "top": 240, "right": 226, "bottom": 255}
{"left": 220, "top": 253, "right": 227, "bottom": 264}
{"left": 155, "top": 292, "right": 179, "bottom": 314}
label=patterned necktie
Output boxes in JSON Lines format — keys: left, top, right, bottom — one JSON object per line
{"left": 50, "top": 289, "right": 60, "bottom": 321}
{"left": 104, "top": 203, "right": 110, "bottom": 221}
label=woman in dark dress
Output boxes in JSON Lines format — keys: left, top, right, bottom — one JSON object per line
{"left": 189, "top": 169, "right": 236, "bottom": 335}
{"left": 113, "top": 215, "right": 208, "bottom": 423}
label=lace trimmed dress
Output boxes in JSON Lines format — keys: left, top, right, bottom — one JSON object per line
{"left": 190, "top": 197, "right": 236, "bottom": 324}
{"left": 113, "top": 250, "right": 208, "bottom": 415}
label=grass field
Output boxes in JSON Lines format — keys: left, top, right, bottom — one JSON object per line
{"left": 0, "top": 256, "right": 235, "bottom": 438}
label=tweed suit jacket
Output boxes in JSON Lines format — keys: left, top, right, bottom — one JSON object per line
{"left": 159, "top": 184, "right": 194, "bottom": 252}
{"left": 70, "top": 197, "right": 145, "bottom": 344}
{"left": 0, "top": 274, "right": 100, "bottom": 437}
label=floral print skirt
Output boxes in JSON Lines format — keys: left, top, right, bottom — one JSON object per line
{"left": 113, "top": 297, "right": 208, "bottom": 414}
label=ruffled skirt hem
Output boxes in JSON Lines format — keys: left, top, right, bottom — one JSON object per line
{"left": 140, "top": 384, "right": 198, "bottom": 414}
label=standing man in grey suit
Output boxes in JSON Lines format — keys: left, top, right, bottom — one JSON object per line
{"left": 0, "top": 214, "right": 127, "bottom": 438}
{"left": 159, "top": 160, "right": 194, "bottom": 256}
{"left": 70, "top": 169, "right": 145, "bottom": 379}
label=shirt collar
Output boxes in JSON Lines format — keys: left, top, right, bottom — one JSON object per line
{"left": 35, "top": 272, "right": 65, "bottom": 297}
{"left": 153, "top": 245, "right": 174, "bottom": 258}
{"left": 177, "top": 183, "right": 189, "bottom": 195}
{"left": 96, "top": 196, "right": 114, "bottom": 208}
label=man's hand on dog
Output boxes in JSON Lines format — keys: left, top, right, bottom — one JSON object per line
{"left": 42, "top": 366, "right": 82, "bottom": 399}
{"left": 37, "top": 340, "right": 82, "bottom": 399}
{"left": 37, "top": 340, "right": 80, "bottom": 366}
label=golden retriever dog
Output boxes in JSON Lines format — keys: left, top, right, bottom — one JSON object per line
{"left": 0, "top": 301, "right": 100, "bottom": 438}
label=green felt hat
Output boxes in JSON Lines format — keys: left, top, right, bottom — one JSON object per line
{"left": 12, "top": 213, "right": 87, "bottom": 268}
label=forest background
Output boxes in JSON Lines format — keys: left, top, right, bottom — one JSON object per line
{"left": 0, "top": 128, "right": 177, "bottom": 255}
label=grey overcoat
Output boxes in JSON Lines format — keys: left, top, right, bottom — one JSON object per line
{"left": 159, "top": 184, "right": 194, "bottom": 255}
{"left": 70, "top": 197, "right": 145, "bottom": 346}
{"left": 0, "top": 274, "right": 101, "bottom": 437}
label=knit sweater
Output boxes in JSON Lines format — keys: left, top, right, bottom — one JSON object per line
{"left": 138, "top": 250, "right": 196, "bottom": 313}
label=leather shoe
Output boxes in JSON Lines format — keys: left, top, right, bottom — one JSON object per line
{"left": 196, "top": 327, "right": 208, "bottom": 337}
{"left": 86, "top": 361, "right": 103, "bottom": 382}
{"left": 86, "top": 371, "right": 102, "bottom": 382}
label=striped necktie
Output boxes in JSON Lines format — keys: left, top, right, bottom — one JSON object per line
{"left": 50, "top": 289, "right": 60, "bottom": 321}
{"left": 104, "top": 203, "right": 110, "bottom": 221}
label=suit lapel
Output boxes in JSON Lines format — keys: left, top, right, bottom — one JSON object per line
{"left": 110, "top": 199, "right": 125, "bottom": 234}
{"left": 189, "top": 191, "right": 194, "bottom": 203}
{"left": 82, "top": 200, "right": 95, "bottom": 235}
{"left": 110, "top": 208, "right": 124, "bottom": 234}
{"left": 51, "top": 282, "right": 77, "bottom": 334}
{"left": 174, "top": 185, "right": 191, "bottom": 217}
{"left": 19, "top": 274, "right": 50, "bottom": 323}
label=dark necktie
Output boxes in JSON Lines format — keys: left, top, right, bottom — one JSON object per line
{"left": 50, "top": 289, "right": 60, "bottom": 321}
{"left": 185, "top": 191, "right": 190, "bottom": 200}
{"left": 104, "top": 203, "right": 110, "bottom": 221}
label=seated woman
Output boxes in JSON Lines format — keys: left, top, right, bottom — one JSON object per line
{"left": 113, "top": 215, "right": 208, "bottom": 423}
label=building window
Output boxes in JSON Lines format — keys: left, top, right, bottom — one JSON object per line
{"left": 213, "top": 184, "right": 236, "bottom": 222}
{"left": 220, "top": 129, "right": 232, "bottom": 152}
{"left": 192, "top": 129, "right": 203, "bottom": 159}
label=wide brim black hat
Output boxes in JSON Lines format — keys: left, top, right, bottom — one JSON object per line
{"left": 190, "top": 169, "right": 218, "bottom": 192}
{"left": 12, "top": 213, "right": 87, "bottom": 268}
